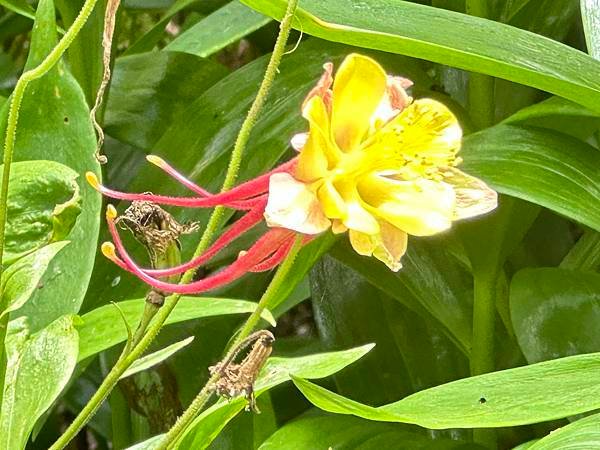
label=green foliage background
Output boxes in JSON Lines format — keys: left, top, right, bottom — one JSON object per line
{"left": 1, "top": 0, "right": 600, "bottom": 449}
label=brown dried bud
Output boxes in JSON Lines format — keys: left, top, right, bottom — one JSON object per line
{"left": 209, "top": 330, "right": 275, "bottom": 413}
{"left": 116, "top": 200, "right": 199, "bottom": 262}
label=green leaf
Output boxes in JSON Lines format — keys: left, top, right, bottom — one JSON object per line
{"left": 503, "top": 0, "right": 579, "bottom": 41}
{"left": 120, "top": 336, "right": 194, "bottom": 380}
{"left": 78, "top": 297, "right": 275, "bottom": 361}
{"left": 502, "top": 96, "right": 600, "bottom": 140}
{"left": 529, "top": 412, "right": 600, "bottom": 449}
{"left": 461, "top": 125, "right": 600, "bottom": 232}
{"left": 259, "top": 412, "right": 482, "bottom": 449}
{"left": 582, "top": 0, "right": 600, "bottom": 60}
{"left": 459, "top": 196, "right": 539, "bottom": 275}
{"left": 331, "top": 236, "right": 473, "bottom": 354}
{"left": 0, "top": 0, "right": 35, "bottom": 21}
{"left": 165, "top": 1, "right": 270, "bottom": 57}
{"left": 125, "top": 0, "right": 198, "bottom": 55}
{"left": 511, "top": 268, "right": 600, "bottom": 364}
{"left": 129, "top": 344, "right": 375, "bottom": 449}
{"left": 292, "top": 350, "right": 600, "bottom": 429}
{"left": 104, "top": 51, "right": 227, "bottom": 150}
{"left": 55, "top": 0, "right": 104, "bottom": 104}
{"left": 1, "top": 241, "right": 68, "bottom": 319}
{"left": 0, "top": 0, "right": 101, "bottom": 331}
{"left": 178, "top": 344, "right": 375, "bottom": 449}
{"left": 1, "top": 161, "right": 80, "bottom": 264}
{"left": 241, "top": 0, "right": 600, "bottom": 113}
{"left": 269, "top": 232, "right": 336, "bottom": 313}
{"left": 0, "top": 315, "right": 79, "bottom": 450}
{"left": 311, "top": 256, "right": 468, "bottom": 406}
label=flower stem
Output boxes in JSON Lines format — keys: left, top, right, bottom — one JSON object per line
{"left": 0, "top": 0, "right": 99, "bottom": 417}
{"left": 470, "top": 268, "right": 497, "bottom": 448}
{"left": 50, "top": 0, "right": 298, "bottom": 446}
{"left": 158, "top": 236, "right": 303, "bottom": 449}
{"left": 465, "top": 0, "right": 495, "bottom": 130}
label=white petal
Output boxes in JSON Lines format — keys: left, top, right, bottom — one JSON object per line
{"left": 264, "top": 173, "right": 331, "bottom": 235}
{"left": 290, "top": 132, "right": 308, "bottom": 152}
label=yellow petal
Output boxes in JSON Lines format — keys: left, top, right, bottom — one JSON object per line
{"left": 349, "top": 229, "right": 376, "bottom": 256}
{"left": 331, "top": 54, "right": 387, "bottom": 152}
{"left": 296, "top": 96, "right": 330, "bottom": 182}
{"left": 442, "top": 167, "right": 498, "bottom": 220}
{"left": 366, "top": 98, "right": 462, "bottom": 168}
{"left": 264, "top": 173, "right": 331, "bottom": 235}
{"left": 331, "top": 219, "right": 348, "bottom": 234}
{"left": 349, "top": 222, "right": 407, "bottom": 272}
{"left": 357, "top": 174, "right": 455, "bottom": 236}
{"left": 316, "top": 179, "right": 347, "bottom": 219}
{"left": 335, "top": 180, "right": 380, "bottom": 234}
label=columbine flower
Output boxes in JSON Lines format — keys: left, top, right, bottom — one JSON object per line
{"left": 264, "top": 54, "right": 497, "bottom": 270}
{"left": 87, "top": 53, "right": 496, "bottom": 294}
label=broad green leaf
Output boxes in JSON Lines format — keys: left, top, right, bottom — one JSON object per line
{"left": 311, "top": 257, "right": 414, "bottom": 405}
{"left": 502, "top": 96, "right": 600, "bottom": 140}
{"left": 104, "top": 51, "right": 227, "bottom": 150}
{"left": 165, "top": 1, "right": 270, "bottom": 57}
{"left": 127, "top": 344, "right": 374, "bottom": 449}
{"left": 1, "top": 241, "right": 68, "bottom": 318}
{"left": 529, "top": 412, "right": 600, "bottom": 449}
{"left": 311, "top": 256, "right": 468, "bottom": 407}
{"left": 120, "top": 336, "right": 194, "bottom": 380}
{"left": 331, "top": 236, "right": 473, "bottom": 354}
{"left": 292, "top": 350, "right": 600, "bottom": 429}
{"left": 78, "top": 297, "right": 275, "bottom": 361}
{"left": 0, "top": 0, "right": 101, "bottom": 331}
{"left": 0, "top": 315, "right": 79, "bottom": 450}
{"left": 511, "top": 268, "right": 600, "bottom": 363}
{"left": 461, "top": 125, "right": 600, "bottom": 232}
{"left": 241, "top": 0, "right": 600, "bottom": 113}
{"left": 582, "top": 0, "right": 600, "bottom": 60}
{"left": 1, "top": 161, "right": 80, "bottom": 264}
{"left": 178, "top": 344, "right": 375, "bottom": 449}
{"left": 259, "top": 412, "right": 482, "bottom": 449}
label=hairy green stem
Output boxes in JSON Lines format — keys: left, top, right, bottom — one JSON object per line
{"left": 51, "top": 0, "right": 298, "bottom": 447}
{"left": 0, "top": 0, "right": 99, "bottom": 417}
{"left": 465, "top": 0, "right": 495, "bottom": 129}
{"left": 160, "top": 237, "right": 303, "bottom": 449}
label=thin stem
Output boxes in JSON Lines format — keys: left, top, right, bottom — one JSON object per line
{"left": 470, "top": 268, "right": 497, "bottom": 449}
{"left": 0, "top": 0, "right": 99, "bottom": 415}
{"left": 465, "top": 0, "right": 495, "bottom": 130}
{"left": 159, "top": 237, "right": 303, "bottom": 449}
{"left": 50, "top": 0, "right": 298, "bottom": 446}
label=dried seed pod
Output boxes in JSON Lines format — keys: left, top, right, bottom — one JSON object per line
{"left": 209, "top": 330, "right": 275, "bottom": 413}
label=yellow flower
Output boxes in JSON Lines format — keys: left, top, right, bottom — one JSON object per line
{"left": 264, "top": 54, "right": 497, "bottom": 271}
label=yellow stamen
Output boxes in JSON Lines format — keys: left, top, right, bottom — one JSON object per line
{"left": 86, "top": 171, "right": 100, "bottom": 190}
{"left": 106, "top": 204, "right": 118, "bottom": 221}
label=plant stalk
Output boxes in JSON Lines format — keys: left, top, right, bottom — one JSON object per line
{"left": 159, "top": 237, "right": 303, "bottom": 449}
{"left": 50, "top": 0, "right": 298, "bottom": 446}
{"left": 470, "top": 268, "right": 497, "bottom": 448}
{"left": 465, "top": 0, "right": 495, "bottom": 129}
{"left": 0, "top": 0, "right": 99, "bottom": 417}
